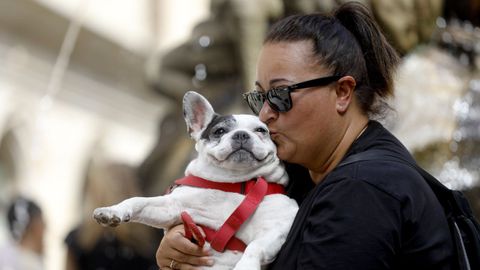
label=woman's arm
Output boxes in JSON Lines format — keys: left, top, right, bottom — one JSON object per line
{"left": 156, "top": 224, "right": 214, "bottom": 269}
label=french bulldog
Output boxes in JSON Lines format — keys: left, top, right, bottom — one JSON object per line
{"left": 93, "top": 91, "right": 298, "bottom": 269}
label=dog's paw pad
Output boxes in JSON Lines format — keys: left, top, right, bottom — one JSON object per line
{"left": 93, "top": 208, "right": 123, "bottom": 227}
{"left": 109, "top": 216, "right": 121, "bottom": 227}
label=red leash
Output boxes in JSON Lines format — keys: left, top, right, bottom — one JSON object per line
{"left": 181, "top": 211, "right": 205, "bottom": 247}
{"left": 175, "top": 176, "right": 285, "bottom": 252}
{"left": 181, "top": 211, "right": 247, "bottom": 251}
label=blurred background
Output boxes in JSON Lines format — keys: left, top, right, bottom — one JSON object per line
{"left": 0, "top": 0, "right": 478, "bottom": 269}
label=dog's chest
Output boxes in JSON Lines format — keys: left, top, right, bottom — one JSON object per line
{"left": 168, "top": 184, "right": 296, "bottom": 235}
{"left": 170, "top": 186, "right": 245, "bottom": 220}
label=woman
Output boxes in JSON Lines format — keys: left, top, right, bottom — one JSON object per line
{"left": 156, "top": 2, "right": 453, "bottom": 269}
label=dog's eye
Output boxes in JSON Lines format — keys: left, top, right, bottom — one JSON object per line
{"left": 255, "top": 127, "right": 268, "bottom": 133}
{"left": 213, "top": 128, "right": 226, "bottom": 136}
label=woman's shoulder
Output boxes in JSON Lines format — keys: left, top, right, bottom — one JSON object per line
{"left": 337, "top": 120, "right": 430, "bottom": 199}
{"left": 324, "top": 147, "right": 438, "bottom": 213}
{"left": 346, "top": 154, "right": 426, "bottom": 197}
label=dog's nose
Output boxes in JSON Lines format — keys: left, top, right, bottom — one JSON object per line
{"left": 232, "top": 131, "right": 250, "bottom": 143}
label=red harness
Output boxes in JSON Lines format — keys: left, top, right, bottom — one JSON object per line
{"left": 174, "top": 175, "right": 286, "bottom": 252}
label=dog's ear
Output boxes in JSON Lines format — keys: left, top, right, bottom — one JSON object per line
{"left": 183, "top": 91, "right": 215, "bottom": 140}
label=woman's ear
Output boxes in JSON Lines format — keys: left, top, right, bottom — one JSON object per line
{"left": 335, "top": 76, "right": 356, "bottom": 114}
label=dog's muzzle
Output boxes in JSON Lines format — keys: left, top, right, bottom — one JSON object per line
{"left": 232, "top": 131, "right": 251, "bottom": 147}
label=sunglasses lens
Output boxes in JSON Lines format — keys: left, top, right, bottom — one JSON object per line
{"left": 244, "top": 92, "right": 265, "bottom": 115}
{"left": 243, "top": 88, "right": 293, "bottom": 114}
{"left": 267, "top": 88, "right": 292, "bottom": 112}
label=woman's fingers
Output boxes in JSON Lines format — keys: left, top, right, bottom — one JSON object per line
{"left": 156, "top": 224, "right": 214, "bottom": 269}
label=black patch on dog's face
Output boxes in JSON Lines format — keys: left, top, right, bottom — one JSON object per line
{"left": 200, "top": 114, "right": 236, "bottom": 141}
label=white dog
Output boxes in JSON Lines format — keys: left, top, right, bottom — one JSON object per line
{"left": 93, "top": 91, "right": 298, "bottom": 269}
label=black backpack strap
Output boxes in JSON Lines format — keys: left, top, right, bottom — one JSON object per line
{"left": 339, "top": 149, "right": 480, "bottom": 270}
{"left": 339, "top": 149, "right": 453, "bottom": 208}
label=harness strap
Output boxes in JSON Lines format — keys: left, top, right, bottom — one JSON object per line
{"left": 201, "top": 225, "right": 247, "bottom": 252}
{"left": 210, "top": 177, "right": 268, "bottom": 252}
{"left": 181, "top": 211, "right": 248, "bottom": 252}
{"left": 174, "top": 175, "right": 285, "bottom": 195}
{"left": 175, "top": 176, "right": 281, "bottom": 252}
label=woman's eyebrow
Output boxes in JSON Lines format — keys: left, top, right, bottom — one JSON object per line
{"left": 254, "top": 81, "right": 264, "bottom": 90}
{"left": 255, "top": 78, "right": 294, "bottom": 89}
{"left": 270, "top": 78, "right": 293, "bottom": 85}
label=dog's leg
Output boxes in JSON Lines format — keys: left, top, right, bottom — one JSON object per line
{"left": 233, "top": 229, "right": 288, "bottom": 270}
{"left": 93, "top": 196, "right": 182, "bottom": 229}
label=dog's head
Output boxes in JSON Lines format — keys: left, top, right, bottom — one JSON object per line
{"left": 183, "top": 91, "right": 284, "bottom": 182}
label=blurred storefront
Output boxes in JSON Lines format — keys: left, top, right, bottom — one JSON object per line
{"left": 0, "top": 0, "right": 209, "bottom": 269}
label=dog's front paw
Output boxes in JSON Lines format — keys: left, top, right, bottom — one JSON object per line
{"left": 93, "top": 207, "right": 131, "bottom": 227}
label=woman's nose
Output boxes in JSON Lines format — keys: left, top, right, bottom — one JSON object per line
{"left": 258, "top": 101, "right": 278, "bottom": 124}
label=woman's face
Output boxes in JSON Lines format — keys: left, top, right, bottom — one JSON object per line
{"left": 255, "top": 41, "right": 344, "bottom": 169}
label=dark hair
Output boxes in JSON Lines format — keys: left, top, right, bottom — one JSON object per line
{"left": 265, "top": 2, "right": 400, "bottom": 116}
{"left": 7, "top": 197, "right": 42, "bottom": 241}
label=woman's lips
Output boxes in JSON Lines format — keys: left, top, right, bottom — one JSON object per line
{"left": 270, "top": 133, "right": 280, "bottom": 147}
{"left": 269, "top": 131, "right": 279, "bottom": 142}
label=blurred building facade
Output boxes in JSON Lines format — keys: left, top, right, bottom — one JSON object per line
{"left": 0, "top": 0, "right": 209, "bottom": 269}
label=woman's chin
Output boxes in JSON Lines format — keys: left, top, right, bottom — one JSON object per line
{"left": 276, "top": 148, "right": 291, "bottom": 162}
{"left": 273, "top": 138, "right": 295, "bottom": 162}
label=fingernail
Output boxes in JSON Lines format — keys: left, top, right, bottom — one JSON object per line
{"left": 206, "top": 259, "right": 214, "bottom": 266}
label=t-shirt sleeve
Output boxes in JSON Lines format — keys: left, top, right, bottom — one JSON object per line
{"left": 297, "top": 178, "right": 402, "bottom": 269}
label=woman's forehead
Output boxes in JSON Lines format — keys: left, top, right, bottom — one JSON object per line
{"left": 256, "top": 41, "right": 328, "bottom": 87}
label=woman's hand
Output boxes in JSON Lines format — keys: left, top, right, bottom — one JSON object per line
{"left": 156, "top": 224, "right": 214, "bottom": 269}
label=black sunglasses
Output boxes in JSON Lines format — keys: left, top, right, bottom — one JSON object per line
{"left": 242, "top": 75, "right": 342, "bottom": 115}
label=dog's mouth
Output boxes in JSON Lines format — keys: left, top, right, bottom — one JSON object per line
{"left": 225, "top": 149, "right": 254, "bottom": 162}
{"left": 208, "top": 145, "right": 272, "bottom": 165}
{"left": 223, "top": 146, "right": 272, "bottom": 163}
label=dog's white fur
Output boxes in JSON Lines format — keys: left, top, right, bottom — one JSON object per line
{"left": 93, "top": 91, "right": 298, "bottom": 270}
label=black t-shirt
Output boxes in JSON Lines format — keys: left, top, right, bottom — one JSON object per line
{"left": 269, "top": 120, "right": 453, "bottom": 270}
